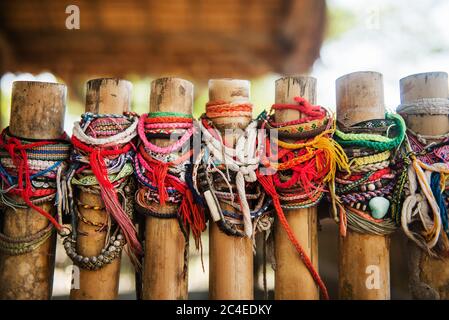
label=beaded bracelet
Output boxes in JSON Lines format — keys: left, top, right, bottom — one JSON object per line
{"left": 332, "top": 113, "right": 407, "bottom": 236}
{"left": 63, "top": 233, "right": 125, "bottom": 271}
{"left": 63, "top": 113, "right": 142, "bottom": 268}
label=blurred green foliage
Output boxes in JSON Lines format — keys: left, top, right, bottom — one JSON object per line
{"left": 325, "top": 5, "right": 356, "bottom": 41}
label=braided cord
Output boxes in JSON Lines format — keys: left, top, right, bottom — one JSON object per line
{"left": 199, "top": 116, "right": 265, "bottom": 239}
{"left": 335, "top": 113, "right": 406, "bottom": 152}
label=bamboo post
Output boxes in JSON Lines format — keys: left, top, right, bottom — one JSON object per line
{"left": 141, "top": 78, "right": 192, "bottom": 300}
{"left": 273, "top": 76, "right": 319, "bottom": 299}
{"left": 336, "top": 71, "right": 390, "bottom": 300}
{"left": 0, "top": 81, "right": 66, "bottom": 299}
{"left": 208, "top": 79, "right": 254, "bottom": 300}
{"left": 399, "top": 72, "right": 449, "bottom": 299}
{"left": 70, "top": 78, "right": 132, "bottom": 300}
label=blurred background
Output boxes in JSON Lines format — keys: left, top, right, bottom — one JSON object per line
{"left": 0, "top": 0, "right": 448, "bottom": 299}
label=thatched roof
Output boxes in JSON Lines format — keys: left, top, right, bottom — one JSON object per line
{"left": 0, "top": 0, "right": 326, "bottom": 80}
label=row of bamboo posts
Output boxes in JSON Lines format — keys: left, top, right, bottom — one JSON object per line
{"left": 0, "top": 71, "right": 448, "bottom": 300}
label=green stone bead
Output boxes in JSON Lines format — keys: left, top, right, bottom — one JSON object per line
{"left": 369, "top": 196, "right": 390, "bottom": 219}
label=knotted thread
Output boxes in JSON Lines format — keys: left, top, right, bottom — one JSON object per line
{"left": 332, "top": 113, "right": 406, "bottom": 236}
{"left": 199, "top": 116, "right": 263, "bottom": 238}
{"left": 400, "top": 118, "right": 449, "bottom": 256}
{"left": 258, "top": 96, "right": 349, "bottom": 300}
{"left": 0, "top": 128, "right": 70, "bottom": 231}
{"left": 134, "top": 112, "right": 206, "bottom": 248}
{"left": 67, "top": 112, "right": 142, "bottom": 262}
{"left": 196, "top": 99, "right": 272, "bottom": 242}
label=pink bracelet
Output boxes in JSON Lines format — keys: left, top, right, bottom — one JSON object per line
{"left": 138, "top": 114, "right": 195, "bottom": 154}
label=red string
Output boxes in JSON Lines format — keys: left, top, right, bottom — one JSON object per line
{"left": 258, "top": 96, "right": 332, "bottom": 299}
{"left": 256, "top": 171, "right": 329, "bottom": 300}
{"left": 145, "top": 116, "right": 193, "bottom": 124}
{"left": 201, "top": 118, "right": 222, "bottom": 141}
{"left": 340, "top": 168, "right": 391, "bottom": 182}
{"left": 0, "top": 133, "right": 62, "bottom": 230}
{"left": 205, "top": 100, "right": 253, "bottom": 118}
{"left": 270, "top": 97, "right": 326, "bottom": 127}
{"left": 136, "top": 135, "right": 206, "bottom": 245}
{"left": 71, "top": 135, "right": 143, "bottom": 256}
{"left": 272, "top": 148, "right": 327, "bottom": 193}
{"left": 138, "top": 144, "right": 193, "bottom": 204}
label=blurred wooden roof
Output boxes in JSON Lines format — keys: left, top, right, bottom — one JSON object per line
{"left": 0, "top": 0, "right": 326, "bottom": 80}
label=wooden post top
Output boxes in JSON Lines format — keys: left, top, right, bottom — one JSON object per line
{"left": 275, "top": 76, "right": 317, "bottom": 104}
{"left": 9, "top": 81, "right": 66, "bottom": 139}
{"left": 399, "top": 72, "right": 449, "bottom": 137}
{"left": 85, "top": 78, "right": 132, "bottom": 114}
{"left": 336, "top": 71, "right": 385, "bottom": 125}
{"left": 400, "top": 72, "right": 448, "bottom": 104}
{"left": 274, "top": 76, "right": 317, "bottom": 123}
{"left": 208, "top": 78, "right": 251, "bottom": 130}
{"left": 149, "top": 77, "right": 193, "bottom": 113}
{"left": 208, "top": 79, "right": 250, "bottom": 102}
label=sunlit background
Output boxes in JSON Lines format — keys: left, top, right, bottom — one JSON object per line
{"left": 1, "top": 0, "right": 448, "bottom": 299}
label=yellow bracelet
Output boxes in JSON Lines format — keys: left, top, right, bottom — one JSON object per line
{"left": 274, "top": 129, "right": 335, "bottom": 150}
{"left": 349, "top": 150, "right": 391, "bottom": 167}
